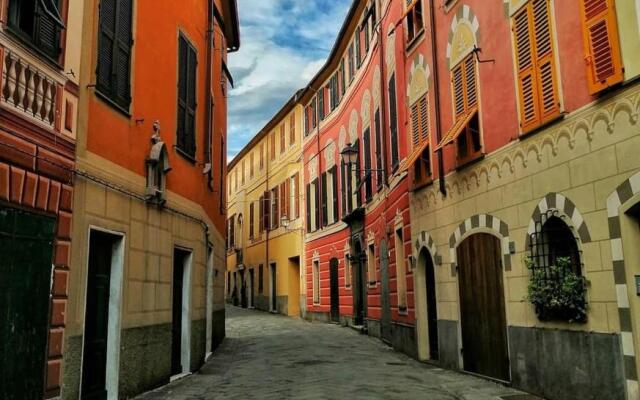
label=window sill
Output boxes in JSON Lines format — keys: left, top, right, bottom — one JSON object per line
{"left": 95, "top": 89, "right": 132, "bottom": 118}
{"left": 456, "top": 152, "right": 485, "bottom": 171}
{"left": 405, "top": 29, "right": 425, "bottom": 55}
{"left": 518, "top": 114, "right": 565, "bottom": 140}
{"left": 175, "top": 147, "right": 197, "bottom": 164}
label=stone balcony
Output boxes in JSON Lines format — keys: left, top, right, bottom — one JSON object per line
{"left": 0, "top": 34, "right": 70, "bottom": 137}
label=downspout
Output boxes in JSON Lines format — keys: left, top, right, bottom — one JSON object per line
{"left": 429, "top": 0, "right": 446, "bottom": 196}
{"left": 206, "top": 0, "right": 214, "bottom": 191}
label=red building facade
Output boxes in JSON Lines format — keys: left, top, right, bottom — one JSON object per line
{"left": 301, "top": 0, "right": 419, "bottom": 355}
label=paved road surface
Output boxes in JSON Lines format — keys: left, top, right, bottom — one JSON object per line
{"left": 137, "top": 306, "right": 532, "bottom": 400}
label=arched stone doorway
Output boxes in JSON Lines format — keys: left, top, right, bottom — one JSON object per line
{"left": 415, "top": 247, "right": 438, "bottom": 361}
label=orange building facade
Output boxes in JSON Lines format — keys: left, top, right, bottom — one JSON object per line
{"left": 60, "top": 0, "right": 239, "bottom": 399}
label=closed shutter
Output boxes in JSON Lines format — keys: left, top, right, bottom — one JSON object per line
{"left": 374, "top": 109, "right": 383, "bottom": 191}
{"left": 321, "top": 173, "right": 328, "bottom": 227}
{"left": 388, "top": 74, "right": 399, "bottom": 168}
{"left": 306, "top": 184, "right": 311, "bottom": 233}
{"left": 290, "top": 114, "right": 296, "bottom": 144}
{"left": 363, "top": 128, "right": 372, "bottom": 201}
{"left": 452, "top": 64, "right": 465, "bottom": 118}
{"left": 319, "top": 91, "right": 325, "bottom": 120}
{"left": 259, "top": 195, "right": 264, "bottom": 233}
{"left": 294, "top": 173, "right": 300, "bottom": 218}
{"left": 263, "top": 191, "right": 270, "bottom": 231}
{"left": 35, "top": 0, "right": 62, "bottom": 59}
{"left": 533, "top": 0, "right": 559, "bottom": 124}
{"left": 280, "top": 125, "right": 285, "bottom": 153}
{"left": 270, "top": 133, "right": 275, "bottom": 160}
{"left": 513, "top": 0, "right": 560, "bottom": 133}
{"left": 331, "top": 166, "right": 339, "bottom": 223}
{"left": 177, "top": 36, "right": 197, "bottom": 157}
{"left": 355, "top": 30, "right": 362, "bottom": 66}
{"left": 580, "top": 0, "right": 623, "bottom": 94}
{"left": 514, "top": 7, "right": 539, "bottom": 131}
{"left": 249, "top": 203, "right": 254, "bottom": 238}
{"left": 314, "top": 180, "right": 320, "bottom": 231}
{"left": 97, "top": 0, "right": 132, "bottom": 109}
{"left": 273, "top": 188, "right": 279, "bottom": 229}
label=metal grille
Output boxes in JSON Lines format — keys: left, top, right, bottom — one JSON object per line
{"left": 529, "top": 210, "right": 583, "bottom": 280}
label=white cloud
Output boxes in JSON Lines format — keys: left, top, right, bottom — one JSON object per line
{"left": 226, "top": 0, "right": 351, "bottom": 158}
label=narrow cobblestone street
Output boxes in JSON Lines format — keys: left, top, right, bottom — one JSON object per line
{"left": 137, "top": 306, "right": 530, "bottom": 400}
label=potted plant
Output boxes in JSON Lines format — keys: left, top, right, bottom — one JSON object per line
{"left": 525, "top": 256, "right": 588, "bottom": 323}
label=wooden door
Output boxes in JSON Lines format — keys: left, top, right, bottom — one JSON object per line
{"left": 457, "top": 233, "right": 510, "bottom": 381}
{"left": 249, "top": 269, "right": 255, "bottom": 308}
{"left": 379, "top": 239, "right": 392, "bottom": 343}
{"left": 82, "top": 231, "right": 115, "bottom": 400}
{"left": 329, "top": 258, "right": 340, "bottom": 322}
{"left": 172, "top": 250, "right": 185, "bottom": 376}
{"left": 352, "top": 242, "right": 366, "bottom": 326}
{"left": 0, "top": 207, "right": 55, "bottom": 400}
{"left": 424, "top": 251, "right": 439, "bottom": 360}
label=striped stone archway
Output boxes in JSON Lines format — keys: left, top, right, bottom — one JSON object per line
{"left": 607, "top": 172, "right": 640, "bottom": 399}
{"left": 525, "top": 192, "right": 592, "bottom": 248}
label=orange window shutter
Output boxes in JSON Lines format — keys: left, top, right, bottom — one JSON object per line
{"left": 452, "top": 65, "right": 465, "bottom": 118}
{"left": 532, "top": 0, "right": 560, "bottom": 124}
{"left": 514, "top": 4, "right": 540, "bottom": 132}
{"left": 580, "top": 0, "right": 623, "bottom": 94}
{"left": 411, "top": 103, "right": 420, "bottom": 149}
{"left": 464, "top": 57, "right": 478, "bottom": 111}
{"left": 419, "top": 95, "right": 429, "bottom": 142}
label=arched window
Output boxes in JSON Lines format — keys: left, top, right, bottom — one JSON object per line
{"left": 530, "top": 211, "right": 582, "bottom": 275}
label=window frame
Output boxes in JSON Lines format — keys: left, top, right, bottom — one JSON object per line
{"left": 175, "top": 32, "right": 198, "bottom": 160}
{"left": 450, "top": 54, "right": 483, "bottom": 167}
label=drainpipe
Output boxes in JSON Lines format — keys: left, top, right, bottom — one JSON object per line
{"left": 429, "top": 0, "right": 446, "bottom": 196}
{"left": 205, "top": 0, "right": 214, "bottom": 191}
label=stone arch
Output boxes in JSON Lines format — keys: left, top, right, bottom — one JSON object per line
{"left": 525, "top": 192, "right": 591, "bottom": 248}
{"left": 373, "top": 66, "right": 381, "bottom": 108}
{"left": 323, "top": 139, "right": 337, "bottom": 169}
{"left": 386, "top": 23, "right": 396, "bottom": 77}
{"left": 361, "top": 90, "right": 372, "bottom": 129}
{"left": 338, "top": 126, "right": 347, "bottom": 150}
{"left": 449, "top": 214, "right": 511, "bottom": 274}
{"left": 407, "top": 53, "right": 431, "bottom": 106}
{"left": 446, "top": 4, "right": 480, "bottom": 69}
{"left": 414, "top": 230, "right": 438, "bottom": 262}
{"left": 606, "top": 171, "right": 640, "bottom": 397}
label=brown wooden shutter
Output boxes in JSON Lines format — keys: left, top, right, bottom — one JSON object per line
{"left": 419, "top": 95, "right": 429, "bottom": 142}
{"left": 580, "top": 0, "right": 623, "bottom": 94}
{"left": 270, "top": 133, "right": 275, "bottom": 160}
{"left": 532, "top": 0, "right": 560, "bottom": 124}
{"left": 464, "top": 57, "right": 477, "bottom": 110}
{"left": 514, "top": 6, "right": 540, "bottom": 132}
{"left": 452, "top": 64, "right": 465, "bottom": 118}
{"left": 290, "top": 114, "right": 296, "bottom": 144}
{"left": 259, "top": 195, "right": 264, "bottom": 233}
{"left": 294, "top": 173, "right": 300, "bottom": 218}
{"left": 411, "top": 103, "right": 420, "bottom": 149}
{"left": 285, "top": 178, "right": 291, "bottom": 218}
{"left": 280, "top": 125, "right": 285, "bottom": 153}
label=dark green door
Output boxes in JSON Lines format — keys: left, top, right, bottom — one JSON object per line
{"left": 82, "top": 231, "right": 115, "bottom": 400}
{"left": 0, "top": 206, "right": 56, "bottom": 400}
{"left": 379, "top": 239, "right": 392, "bottom": 343}
{"left": 172, "top": 249, "right": 186, "bottom": 375}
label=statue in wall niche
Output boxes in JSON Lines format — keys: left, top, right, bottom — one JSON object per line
{"left": 145, "top": 120, "right": 172, "bottom": 206}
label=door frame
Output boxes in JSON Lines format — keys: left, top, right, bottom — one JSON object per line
{"left": 205, "top": 246, "right": 214, "bottom": 360}
{"left": 448, "top": 216, "right": 512, "bottom": 380}
{"left": 413, "top": 231, "right": 439, "bottom": 361}
{"left": 171, "top": 246, "right": 193, "bottom": 379}
{"left": 79, "top": 226, "right": 125, "bottom": 400}
{"left": 329, "top": 257, "right": 340, "bottom": 323}
{"left": 269, "top": 262, "right": 277, "bottom": 312}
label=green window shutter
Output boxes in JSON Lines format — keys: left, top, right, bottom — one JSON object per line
{"left": 35, "top": 0, "right": 62, "bottom": 59}
{"left": 96, "top": 0, "right": 132, "bottom": 110}
{"left": 177, "top": 35, "right": 197, "bottom": 158}
{"left": 321, "top": 172, "right": 328, "bottom": 227}
{"left": 388, "top": 74, "right": 399, "bottom": 169}
{"left": 306, "top": 184, "right": 311, "bottom": 233}
{"left": 331, "top": 166, "right": 338, "bottom": 223}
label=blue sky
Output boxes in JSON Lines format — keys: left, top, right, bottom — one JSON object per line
{"left": 226, "top": 0, "right": 352, "bottom": 160}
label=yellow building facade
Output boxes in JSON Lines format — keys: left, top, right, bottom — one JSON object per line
{"left": 226, "top": 95, "right": 305, "bottom": 317}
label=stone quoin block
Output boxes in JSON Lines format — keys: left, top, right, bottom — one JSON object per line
{"left": 22, "top": 171, "right": 38, "bottom": 207}
{"left": 10, "top": 166, "right": 25, "bottom": 204}
{"left": 48, "top": 328, "right": 64, "bottom": 357}
{"left": 36, "top": 176, "right": 51, "bottom": 210}
{"left": 50, "top": 299, "right": 67, "bottom": 327}
{"left": 0, "top": 162, "right": 9, "bottom": 201}
{"left": 48, "top": 181, "right": 61, "bottom": 214}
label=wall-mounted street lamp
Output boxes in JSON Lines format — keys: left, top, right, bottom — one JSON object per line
{"left": 340, "top": 143, "right": 386, "bottom": 195}
{"left": 280, "top": 214, "right": 304, "bottom": 232}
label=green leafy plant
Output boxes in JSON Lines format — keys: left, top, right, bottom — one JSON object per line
{"left": 525, "top": 257, "right": 588, "bottom": 323}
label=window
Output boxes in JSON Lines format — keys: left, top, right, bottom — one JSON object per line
{"left": 355, "top": 29, "right": 362, "bottom": 67}
{"left": 318, "top": 91, "right": 326, "bottom": 121}
{"left": 395, "top": 227, "right": 407, "bottom": 312}
{"left": 262, "top": 191, "right": 270, "bottom": 232}
{"left": 290, "top": 114, "right": 296, "bottom": 145}
{"left": 280, "top": 125, "right": 285, "bottom": 154}
{"left": 513, "top": 0, "right": 560, "bottom": 133}
{"left": 96, "top": 0, "right": 133, "bottom": 111}
{"left": 344, "top": 253, "right": 352, "bottom": 288}
{"left": 321, "top": 171, "right": 328, "bottom": 228}
{"left": 270, "top": 187, "right": 279, "bottom": 230}
{"left": 250, "top": 152, "right": 254, "bottom": 178}
{"left": 259, "top": 194, "right": 265, "bottom": 233}
{"left": 579, "top": 0, "right": 623, "bottom": 94}
{"left": 249, "top": 202, "right": 254, "bottom": 239}
{"left": 363, "top": 128, "right": 373, "bottom": 201}
{"left": 406, "top": 0, "right": 424, "bottom": 45}
{"left": 227, "top": 214, "right": 236, "bottom": 250}
{"left": 367, "top": 244, "right": 376, "bottom": 286}
{"left": 259, "top": 264, "right": 264, "bottom": 293}
{"left": 177, "top": 35, "right": 197, "bottom": 158}
{"left": 339, "top": 59, "right": 346, "bottom": 96}
{"left": 410, "top": 94, "right": 432, "bottom": 187}
{"left": 270, "top": 132, "right": 276, "bottom": 161}
{"left": 388, "top": 74, "right": 400, "bottom": 170}
{"left": 436, "top": 54, "right": 482, "bottom": 165}
{"left": 291, "top": 173, "right": 300, "bottom": 219}
{"left": 348, "top": 43, "right": 355, "bottom": 82}
{"left": 7, "top": 0, "right": 63, "bottom": 61}
{"left": 320, "top": 167, "right": 338, "bottom": 227}
{"left": 313, "top": 260, "right": 320, "bottom": 304}
{"left": 241, "top": 160, "right": 245, "bottom": 184}
{"left": 374, "top": 109, "right": 384, "bottom": 191}
{"left": 260, "top": 142, "right": 265, "bottom": 169}
{"left": 306, "top": 179, "right": 319, "bottom": 232}
{"left": 279, "top": 182, "right": 288, "bottom": 222}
